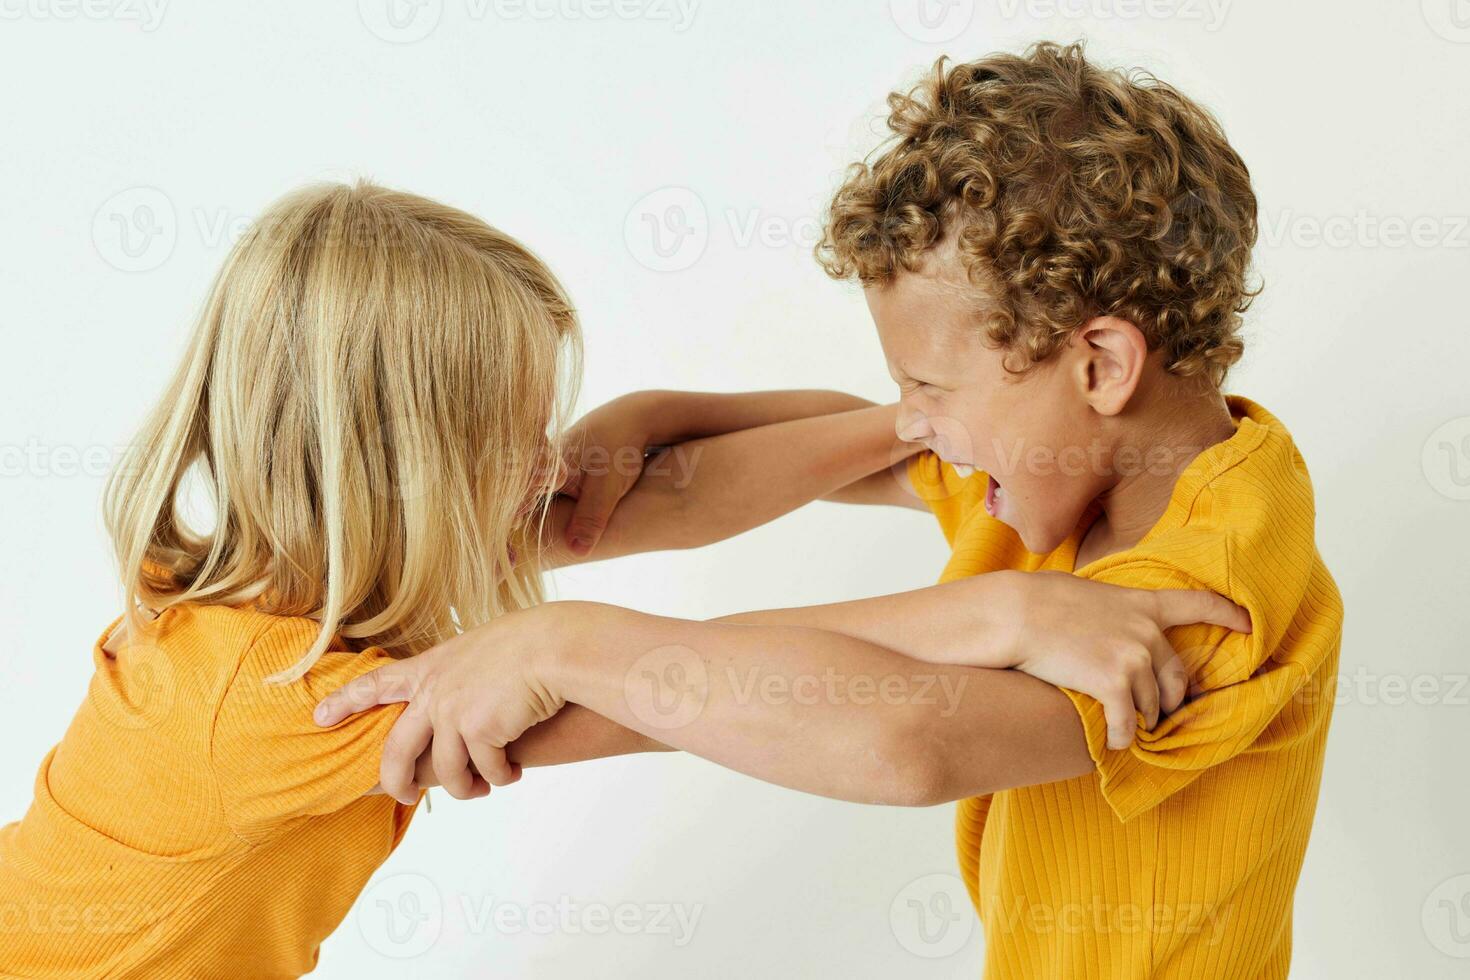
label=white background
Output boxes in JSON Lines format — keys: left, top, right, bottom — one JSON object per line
{"left": 2, "top": 1, "right": 1468, "bottom": 977}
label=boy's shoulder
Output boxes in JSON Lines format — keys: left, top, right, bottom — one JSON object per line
{"left": 1090, "top": 396, "right": 1335, "bottom": 604}
{"left": 1085, "top": 396, "right": 1343, "bottom": 688}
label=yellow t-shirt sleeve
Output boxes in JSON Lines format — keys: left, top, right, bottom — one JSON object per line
{"left": 906, "top": 450, "right": 988, "bottom": 546}
{"left": 211, "top": 621, "right": 407, "bottom": 843}
{"left": 1061, "top": 559, "right": 1310, "bottom": 823}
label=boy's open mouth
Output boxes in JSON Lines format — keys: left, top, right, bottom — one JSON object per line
{"left": 984, "top": 474, "right": 1004, "bottom": 518}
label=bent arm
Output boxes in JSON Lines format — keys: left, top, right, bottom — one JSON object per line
{"left": 543, "top": 403, "right": 924, "bottom": 567}
{"left": 615, "top": 388, "right": 878, "bottom": 445}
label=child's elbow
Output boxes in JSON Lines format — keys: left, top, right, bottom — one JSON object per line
{"left": 864, "top": 720, "right": 962, "bottom": 808}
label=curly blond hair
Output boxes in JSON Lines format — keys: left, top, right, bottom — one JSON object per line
{"left": 818, "top": 42, "right": 1258, "bottom": 385}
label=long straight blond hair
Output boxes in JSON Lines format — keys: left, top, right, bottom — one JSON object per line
{"left": 105, "top": 180, "right": 580, "bottom": 683}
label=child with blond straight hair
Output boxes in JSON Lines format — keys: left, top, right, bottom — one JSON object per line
{"left": 0, "top": 181, "right": 605, "bottom": 977}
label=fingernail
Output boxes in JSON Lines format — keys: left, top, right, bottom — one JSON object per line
{"left": 569, "top": 536, "right": 590, "bottom": 554}
{"left": 313, "top": 704, "right": 331, "bottom": 725}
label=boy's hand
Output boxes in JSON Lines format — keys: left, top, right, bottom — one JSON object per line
{"left": 313, "top": 606, "right": 575, "bottom": 804}
{"left": 1006, "top": 571, "right": 1251, "bottom": 750}
{"left": 557, "top": 389, "right": 885, "bottom": 556}
{"left": 560, "top": 392, "right": 667, "bottom": 556}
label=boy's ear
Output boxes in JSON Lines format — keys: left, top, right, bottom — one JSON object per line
{"left": 1073, "top": 315, "right": 1147, "bottom": 416}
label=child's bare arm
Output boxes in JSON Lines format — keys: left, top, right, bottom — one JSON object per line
{"left": 326, "top": 583, "right": 1249, "bottom": 806}
{"left": 366, "top": 705, "right": 671, "bottom": 796}
{"left": 338, "top": 606, "right": 1094, "bottom": 807}
{"left": 716, "top": 571, "right": 1250, "bottom": 750}
{"left": 542, "top": 401, "right": 923, "bottom": 568}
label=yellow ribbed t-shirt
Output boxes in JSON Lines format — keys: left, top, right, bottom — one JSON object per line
{"left": 907, "top": 396, "right": 1343, "bottom": 979}
{"left": 0, "top": 604, "right": 417, "bottom": 979}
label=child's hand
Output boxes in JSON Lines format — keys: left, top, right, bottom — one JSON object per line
{"left": 560, "top": 392, "right": 668, "bottom": 555}
{"left": 1005, "top": 571, "right": 1251, "bottom": 751}
{"left": 313, "top": 606, "right": 575, "bottom": 804}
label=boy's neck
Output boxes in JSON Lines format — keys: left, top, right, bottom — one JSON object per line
{"left": 1076, "top": 386, "right": 1237, "bottom": 568}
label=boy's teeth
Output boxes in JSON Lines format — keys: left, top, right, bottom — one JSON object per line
{"left": 953, "top": 464, "right": 974, "bottom": 478}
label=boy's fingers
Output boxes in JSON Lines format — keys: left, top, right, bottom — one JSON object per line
{"left": 380, "top": 708, "right": 433, "bottom": 805}
{"left": 466, "top": 736, "right": 519, "bottom": 788}
{"left": 564, "top": 471, "right": 622, "bottom": 555}
{"left": 432, "top": 732, "right": 476, "bottom": 800}
{"left": 1154, "top": 590, "right": 1252, "bottom": 635}
{"left": 556, "top": 456, "right": 584, "bottom": 497}
{"left": 314, "top": 661, "right": 421, "bottom": 727}
{"left": 413, "top": 748, "right": 437, "bottom": 789}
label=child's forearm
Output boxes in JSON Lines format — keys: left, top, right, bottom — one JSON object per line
{"left": 631, "top": 389, "right": 878, "bottom": 445}
{"left": 373, "top": 707, "right": 669, "bottom": 795}
{"left": 507, "top": 705, "right": 670, "bottom": 766}
{"left": 564, "top": 403, "right": 917, "bottom": 557}
{"left": 713, "top": 573, "right": 1028, "bottom": 668}
{"left": 544, "top": 603, "right": 1092, "bottom": 805}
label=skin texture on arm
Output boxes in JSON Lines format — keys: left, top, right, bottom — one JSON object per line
{"left": 714, "top": 571, "right": 1249, "bottom": 749}
{"left": 597, "top": 388, "right": 881, "bottom": 447}
{"left": 557, "top": 388, "right": 896, "bottom": 553}
{"left": 549, "top": 604, "right": 1096, "bottom": 805}
{"left": 542, "top": 402, "right": 922, "bottom": 568}
{"left": 325, "top": 602, "right": 1095, "bottom": 806}
{"left": 505, "top": 705, "right": 670, "bottom": 767}
{"left": 369, "top": 392, "right": 925, "bottom": 794}
{"left": 366, "top": 705, "right": 672, "bottom": 798}
{"left": 373, "top": 569, "right": 1246, "bottom": 795}
{"left": 332, "top": 575, "right": 1248, "bottom": 804}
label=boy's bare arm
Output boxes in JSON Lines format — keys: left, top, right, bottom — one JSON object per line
{"left": 368, "top": 392, "right": 923, "bottom": 795}
{"left": 366, "top": 705, "right": 672, "bottom": 796}
{"left": 717, "top": 571, "right": 1250, "bottom": 750}
{"left": 340, "top": 605, "right": 1094, "bottom": 806}
{"left": 542, "top": 401, "right": 924, "bottom": 568}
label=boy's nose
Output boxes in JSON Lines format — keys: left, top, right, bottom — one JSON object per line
{"left": 896, "top": 410, "right": 933, "bottom": 444}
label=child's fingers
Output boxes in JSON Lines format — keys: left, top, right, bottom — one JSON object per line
{"left": 465, "top": 735, "right": 519, "bottom": 788}
{"left": 379, "top": 707, "right": 434, "bottom": 805}
{"left": 413, "top": 748, "right": 437, "bottom": 789}
{"left": 1099, "top": 681, "right": 1139, "bottom": 751}
{"left": 1154, "top": 590, "right": 1252, "bottom": 635}
{"left": 564, "top": 474, "right": 623, "bottom": 555}
{"left": 432, "top": 732, "right": 477, "bottom": 800}
{"left": 1129, "top": 662, "right": 1161, "bottom": 733}
{"left": 1146, "top": 637, "right": 1191, "bottom": 714}
{"left": 314, "top": 661, "right": 422, "bottom": 727}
